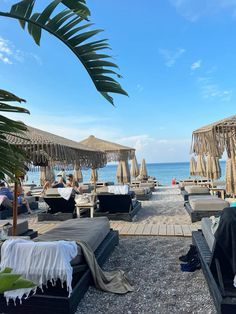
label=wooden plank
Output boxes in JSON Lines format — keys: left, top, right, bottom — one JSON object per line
{"left": 181, "top": 224, "right": 192, "bottom": 237}
{"left": 158, "top": 224, "right": 167, "bottom": 236}
{"left": 174, "top": 225, "right": 183, "bottom": 236}
{"left": 114, "top": 223, "right": 124, "bottom": 232}
{"left": 190, "top": 224, "right": 200, "bottom": 232}
{"left": 110, "top": 222, "right": 119, "bottom": 230}
{"left": 119, "top": 224, "right": 132, "bottom": 235}
{"left": 134, "top": 224, "right": 145, "bottom": 235}
{"left": 166, "top": 224, "right": 175, "bottom": 236}
{"left": 127, "top": 224, "right": 138, "bottom": 235}
{"left": 150, "top": 224, "right": 159, "bottom": 235}
{"left": 142, "top": 224, "right": 153, "bottom": 235}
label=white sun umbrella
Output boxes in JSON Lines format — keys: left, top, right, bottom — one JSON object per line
{"left": 139, "top": 158, "right": 148, "bottom": 181}
{"left": 189, "top": 157, "right": 197, "bottom": 176}
{"left": 130, "top": 155, "right": 139, "bottom": 179}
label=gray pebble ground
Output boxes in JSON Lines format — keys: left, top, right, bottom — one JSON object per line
{"left": 77, "top": 236, "right": 216, "bottom": 314}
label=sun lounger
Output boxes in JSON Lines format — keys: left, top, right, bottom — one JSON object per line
{"left": 0, "top": 217, "right": 119, "bottom": 314}
{"left": 181, "top": 185, "right": 211, "bottom": 201}
{"left": 184, "top": 196, "right": 229, "bottom": 222}
{"left": 192, "top": 210, "right": 236, "bottom": 313}
{"left": 43, "top": 188, "right": 76, "bottom": 214}
{"left": 95, "top": 194, "right": 141, "bottom": 221}
{"left": 130, "top": 187, "right": 152, "bottom": 200}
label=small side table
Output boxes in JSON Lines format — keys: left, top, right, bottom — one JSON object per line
{"left": 76, "top": 202, "right": 96, "bottom": 218}
{"left": 210, "top": 187, "right": 226, "bottom": 200}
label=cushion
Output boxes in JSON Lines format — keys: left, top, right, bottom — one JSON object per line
{"left": 185, "top": 186, "right": 209, "bottom": 194}
{"left": 201, "top": 218, "right": 215, "bottom": 252}
{"left": 44, "top": 188, "right": 60, "bottom": 196}
{"left": 35, "top": 217, "right": 110, "bottom": 266}
{"left": 130, "top": 187, "right": 150, "bottom": 195}
{"left": 189, "top": 198, "right": 229, "bottom": 211}
{"left": 188, "top": 195, "right": 218, "bottom": 202}
{"left": 140, "top": 183, "right": 155, "bottom": 188}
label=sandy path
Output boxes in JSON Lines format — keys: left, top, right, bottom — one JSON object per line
{"left": 132, "top": 186, "right": 193, "bottom": 225}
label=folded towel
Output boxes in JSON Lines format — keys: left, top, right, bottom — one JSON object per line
{"left": 108, "top": 185, "right": 129, "bottom": 195}
{"left": 58, "top": 187, "right": 73, "bottom": 200}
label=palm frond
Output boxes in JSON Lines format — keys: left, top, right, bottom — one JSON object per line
{"left": 0, "top": 89, "right": 29, "bottom": 180}
{"left": 0, "top": 0, "right": 128, "bottom": 105}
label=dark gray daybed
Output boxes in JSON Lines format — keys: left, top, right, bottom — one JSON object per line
{"left": 184, "top": 196, "right": 229, "bottom": 222}
{"left": 181, "top": 185, "right": 210, "bottom": 201}
{"left": 0, "top": 217, "right": 119, "bottom": 314}
{"left": 95, "top": 194, "right": 141, "bottom": 221}
{"left": 193, "top": 215, "right": 236, "bottom": 314}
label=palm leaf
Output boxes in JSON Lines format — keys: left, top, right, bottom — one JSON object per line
{"left": 0, "top": 89, "right": 29, "bottom": 180}
{"left": 0, "top": 0, "right": 128, "bottom": 105}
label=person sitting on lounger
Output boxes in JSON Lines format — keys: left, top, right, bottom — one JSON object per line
{"left": 66, "top": 174, "right": 83, "bottom": 194}
{"left": 0, "top": 182, "right": 33, "bottom": 214}
{"left": 52, "top": 175, "right": 66, "bottom": 188}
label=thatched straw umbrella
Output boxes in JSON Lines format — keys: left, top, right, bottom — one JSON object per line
{"left": 79, "top": 135, "right": 135, "bottom": 162}
{"left": 79, "top": 135, "right": 134, "bottom": 184}
{"left": 190, "top": 157, "right": 197, "bottom": 176}
{"left": 206, "top": 155, "right": 221, "bottom": 180}
{"left": 73, "top": 166, "right": 83, "bottom": 183}
{"left": 90, "top": 168, "right": 98, "bottom": 192}
{"left": 225, "top": 154, "right": 236, "bottom": 196}
{"left": 191, "top": 116, "right": 236, "bottom": 195}
{"left": 195, "top": 155, "right": 206, "bottom": 177}
{"left": 130, "top": 155, "right": 139, "bottom": 179}
{"left": 139, "top": 158, "right": 148, "bottom": 181}
{"left": 116, "top": 160, "right": 131, "bottom": 184}
{"left": 6, "top": 125, "right": 107, "bottom": 235}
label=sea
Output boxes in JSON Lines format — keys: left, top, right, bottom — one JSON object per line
{"left": 25, "top": 161, "right": 226, "bottom": 186}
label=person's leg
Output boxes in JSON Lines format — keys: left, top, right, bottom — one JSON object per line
{"left": 19, "top": 196, "right": 33, "bottom": 214}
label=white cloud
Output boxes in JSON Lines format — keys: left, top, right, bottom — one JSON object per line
{"left": 191, "top": 60, "right": 202, "bottom": 71}
{"left": 159, "top": 48, "right": 186, "bottom": 67}
{"left": 197, "top": 76, "right": 232, "bottom": 102}
{"left": 0, "top": 36, "right": 42, "bottom": 65}
{"left": 118, "top": 135, "right": 191, "bottom": 162}
{"left": 170, "top": 0, "right": 236, "bottom": 21}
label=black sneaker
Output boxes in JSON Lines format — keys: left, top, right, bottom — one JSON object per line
{"left": 180, "top": 256, "right": 201, "bottom": 272}
{"left": 179, "top": 245, "right": 197, "bottom": 262}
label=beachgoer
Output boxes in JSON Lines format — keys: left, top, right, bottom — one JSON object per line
{"left": 171, "top": 178, "right": 176, "bottom": 185}
{"left": 0, "top": 182, "right": 33, "bottom": 214}
{"left": 52, "top": 176, "right": 66, "bottom": 188}
{"left": 66, "top": 174, "right": 83, "bottom": 194}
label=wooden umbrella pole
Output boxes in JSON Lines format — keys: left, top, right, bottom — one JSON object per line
{"left": 12, "top": 178, "right": 18, "bottom": 236}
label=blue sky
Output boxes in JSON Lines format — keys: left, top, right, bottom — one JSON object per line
{"left": 0, "top": 0, "right": 236, "bottom": 162}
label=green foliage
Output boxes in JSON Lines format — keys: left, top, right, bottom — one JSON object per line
{"left": 0, "top": 267, "right": 35, "bottom": 293}
{"left": 0, "top": 89, "right": 29, "bottom": 180}
{"left": 0, "top": 0, "right": 128, "bottom": 105}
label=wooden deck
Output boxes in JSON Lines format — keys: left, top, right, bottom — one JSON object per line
{"left": 29, "top": 221, "right": 200, "bottom": 237}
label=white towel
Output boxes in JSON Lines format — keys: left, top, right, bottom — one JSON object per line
{"left": 0, "top": 239, "right": 78, "bottom": 303}
{"left": 58, "top": 187, "right": 73, "bottom": 200}
{"left": 108, "top": 185, "right": 129, "bottom": 195}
